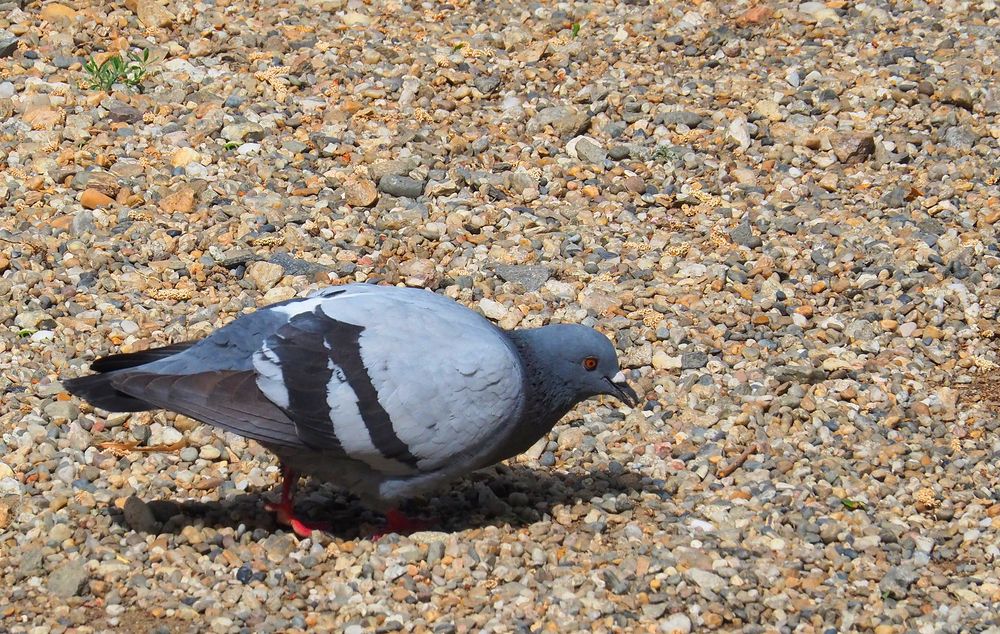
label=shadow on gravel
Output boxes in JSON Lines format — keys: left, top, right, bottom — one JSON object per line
{"left": 107, "top": 464, "right": 659, "bottom": 539}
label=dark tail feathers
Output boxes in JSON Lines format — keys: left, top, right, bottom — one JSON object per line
{"left": 62, "top": 341, "right": 198, "bottom": 412}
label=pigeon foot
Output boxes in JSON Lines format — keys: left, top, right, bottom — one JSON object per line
{"left": 264, "top": 499, "right": 331, "bottom": 538}
{"left": 265, "top": 466, "right": 331, "bottom": 538}
{"left": 373, "top": 508, "right": 434, "bottom": 539}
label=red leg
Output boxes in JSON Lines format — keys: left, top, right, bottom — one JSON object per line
{"left": 264, "top": 467, "right": 331, "bottom": 538}
{"left": 373, "top": 508, "right": 434, "bottom": 539}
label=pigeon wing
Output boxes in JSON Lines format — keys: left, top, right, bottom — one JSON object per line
{"left": 252, "top": 285, "right": 526, "bottom": 475}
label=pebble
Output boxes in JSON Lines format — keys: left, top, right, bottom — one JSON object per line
{"left": 378, "top": 174, "right": 425, "bottom": 198}
{"left": 0, "top": 0, "right": 996, "bottom": 631}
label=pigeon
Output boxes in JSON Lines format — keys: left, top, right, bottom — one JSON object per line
{"left": 63, "top": 284, "right": 639, "bottom": 536}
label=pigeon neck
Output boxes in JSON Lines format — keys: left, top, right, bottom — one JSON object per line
{"left": 506, "top": 328, "right": 580, "bottom": 426}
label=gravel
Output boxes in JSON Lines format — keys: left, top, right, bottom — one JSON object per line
{"left": 1, "top": 0, "right": 999, "bottom": 632}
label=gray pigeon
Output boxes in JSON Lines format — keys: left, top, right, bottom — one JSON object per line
{"left": 63, "top": 284, "right": 639, "bottom": 536}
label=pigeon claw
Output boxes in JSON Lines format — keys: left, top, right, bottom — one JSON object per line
{"left": 266, "top": 499, "right": 330, "bottom": 538}
{"left": 373, "top": 508, "right": 434, "bottom": 540}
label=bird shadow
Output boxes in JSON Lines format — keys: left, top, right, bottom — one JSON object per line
{"left": 108, "top": 464, "right": 662, "bottom": 540}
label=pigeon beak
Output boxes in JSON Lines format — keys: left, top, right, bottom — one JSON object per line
{"left": 605, "top": 371, "right": 640, "bottom": 408}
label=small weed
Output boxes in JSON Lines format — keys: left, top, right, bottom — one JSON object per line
{"left": 571, "top": 22, "right": 581, "bottom": 38}
{"left": 652, "top": 144, "right": 683, "bottom": 163}
{"left": 83, "top": 48, "right": 152, "bottom": 92}
{"left": 16, "top": 328, "right": 37, "bottom": 338}
{"left": 452, "top": 42, "right": 466, "bottom": 53}
{"left": 224, "top": 141, "right": 240, "bottom": 150}
{"left": 841, "top": 498, "right": 866, "bottom": 511}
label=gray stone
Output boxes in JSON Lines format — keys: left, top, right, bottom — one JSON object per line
{"left": 527, "top": 106, "right": 591, "bottom": 138}
{"left": 47, "top": 559, "right": 89, "bottom": 598}
{"left": 566, "top": 136, "right": 607, "bottom": 163}
{"left": 661, "top": 111, "right": 703, "bottom": 127}
{"left": 221, "top": 122, "right": 266, "bottom": 143}
{"left": 378, "top": 174, "right": 425, "bottom": 198}
{"left": 659, "top": 613, "right": 692, "bottom": 634}
{"left": 680, "top": 352, "right": 708, "bottom": 369}
{"left": 0, "top": 37, "right": 17, "bottom": 58}
{"left": 268, "top": 253, "right": 332, "bottom": 277}
{"left": 687, "top": 568, "right": 725, "bottom": 592}
{"left": 730, "top": 223, "right": 762, "bottom": 248}
{"left": 474, "top": 75, "right": 500, "bottom": 94}
{"left": 941, "top": 125, "right": 979, "bottom": 149}
{"left": 833, "top": 132, "right": 875, "bottom": 164}
{"left": 879, "top": 564, "right": 918, "bottom": 599}
{"left": 494, "top": 264, "right": 551, "bottom": 291}
{"left": 107, "top": 101, "right": 142, "bottom": 124}
{"left": 44, "top": 401, "right": 79, "bottom": 422}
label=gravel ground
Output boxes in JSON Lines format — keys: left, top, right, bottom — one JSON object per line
{"left": 2, "top": 0, "right": 1000, "bottom": 632}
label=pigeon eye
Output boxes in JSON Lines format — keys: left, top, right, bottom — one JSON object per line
{"left": 582, "top": 357, "right": 598, "bottom": 371}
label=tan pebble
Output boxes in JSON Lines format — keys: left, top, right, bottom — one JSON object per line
{"left": 80, "top": 188, "right": 115, "bottom": 209}
{"left": 41, "top": 3, "right": 78, "bottom": 21}
{"left": 135, "top": 0, "right": 175, "bottom": 28}
{"left": 924, "top": 325, "right": 944, "bottom": 339}
{"left": 343, "top": 178, "right": 378, "bottom": 207}
{"left": 940, "top": 83, "right": 974, "bottom": 110}
{"left": 263, "top": 286, "right": 296, "bottom": 303}
{"left": 159, "top": 187, "right": 196, "bottom": 214}
{"left": 23, "top": 107, "right": 63, "bottom": 129}
{"left": 246, "top": 261, "right": 284, "bottom": 291}
{"left": 170, "top": 147, "right": 200, "bottom": 168}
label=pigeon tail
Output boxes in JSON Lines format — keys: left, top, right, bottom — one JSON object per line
{"left": 62, "top": 372, "right": 154, "bottom": 412}
{"left": 62, "top": 341, "right": 197, "bottom": 412}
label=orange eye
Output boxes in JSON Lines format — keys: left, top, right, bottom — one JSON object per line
{"left": 582, "top": 357, "right": 598, "bottom": 371}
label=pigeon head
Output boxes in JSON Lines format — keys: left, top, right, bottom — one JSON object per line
{"left": 522, "top": 324, "right": 640, "bottom": 408}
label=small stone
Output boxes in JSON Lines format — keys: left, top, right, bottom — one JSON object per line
{"left": 342, "top": 12, "right": 371, "bottom": 26}
{"left": 730, "top": 223, "right": 762, "bottom": 248}
{"left": 727, "top": 117, "right": 752, "bottom": 150}
{"left": 880, "top": 564, "right": 917, "bottom": 599}
{"left": 494, "top": 265, "right": 550, "bottom": 291}
{"left": 222, "top": 122, "right": 265, "bottom": 143}
{"left": 660, "top": 613, "right": 692, "bottom": 634}
{"left": 41, "top": 3, "right": 78, "bottom": 22}
{"left": 566, "top": 136, "right": 607, "bottom": 163}
{"left": 159, "top": 186, "right": 196, "bottom": 214}
{"left": 47, "top": 560, "right": 89, "bottom": 598}
{"left": 680, "top": 352, "right": 708, "bottom": 369}
{"left": 479, "top": 298, "right": 508, "bottom": 321}
{"left": 833, "top": 133, "right": 875, "bottom": 164}
{"left": 0, "top": 477, "right": 22, "bottom": 496}
{"left": 80, "top": 189, "right": 115, "bottom": 209}
{"left": 687, "top": 568, "right": 726, "bottom": 592}
{"left": 180, "top": 525, "right": 203, "bottom": 545}
{"left": 0, "top": 38, "right": 19, "bottom": 59}
{"left": 528, "top": 106, "right": 591, "bottom": 138}
{"left": 398, "top": 258, "right": 438, "bottom": 287}
{"left": 343, "top": 178, "right": 378, "bottom": 207}
{"left": 940, "top": 83, "right": 974, "bottom": 110}
{"left": 170, "top": 147, "right": 201, "bottom": 168}
{"left": 246, "top": 261, "right": 284, "bottom": 291}
{"left": 44, "top": 401, "right": 79, "bottom": 422}
{"left": 135, "top": 0, "right": 175, "bottom": 28}
{"left": 378, "top": 174, "right": 425, "bottom": 198}
{"left": 474, "top": 75, "right": 501, "bottom": 94}
{"left": 661, "top": 111, "right": 703, "bottom": 127}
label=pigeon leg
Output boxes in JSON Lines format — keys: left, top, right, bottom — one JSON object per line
{"left": 264, "top": 467, "right": 331, "bottom": 538}
{"left": 373, "top": 508, "right": 434, "bottom": 539}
